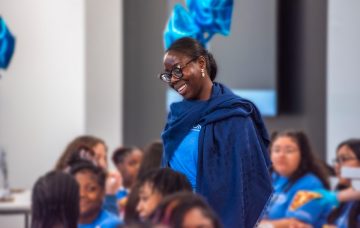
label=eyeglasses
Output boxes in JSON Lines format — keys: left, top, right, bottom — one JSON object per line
{"left": 158, "top": 58, "right": 197, "bottom": 83}
{"left": 271, "top": 147, "right": 299, "bottom": 154}
{"left": 332, "top": 156, "right": 358, "bottom": 164}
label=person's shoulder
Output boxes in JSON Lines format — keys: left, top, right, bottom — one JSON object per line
{"left": 291, "top": 173, "right": 324, "bottom": 190}
{"left": 98, "top": 209, "right": 123, "bottom": 227}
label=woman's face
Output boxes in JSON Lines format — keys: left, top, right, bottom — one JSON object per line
{"left": 75, "top": 170, "right": 104, "bottom": 219}
{"left": 136, "top": 182, "right": 162, "bottom": 220}
{"left": 335, "top": 145, "right": 360, "bottom": 186}
{"left": 93, "top": 143, "right": 107, "bottom": 169}
{"left": 182, "top": 208, "right": 214, "bottom": 228}
{"left": 271, "top": 136, "right": 301, "bottom": 177}
{"left": 162, "top": 51, "right": 211, "bottom": 101}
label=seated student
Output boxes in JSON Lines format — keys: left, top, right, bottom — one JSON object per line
{"left": 124, "top": 141, "right": 164, "bottom": 224}
{"left": 70, "top": 160, "right": 122, "bottom": 228}
{"left": 56, "top": 137, "right": 121, "bottom": 215}
{"left": 55, "top": 135, "right": 108, "bottom": 170}
{"left": 152, "top": 192, "right": 222, "bottom": 228}
{"left": 325, "top": 139, "right": 360, "bottom": 228}
{"left": 134, "top": 168, "right": 192, "bottom": 221}
{"left": 31, "top": 171, "right": 79, "bottom": 228}
{"left": 259, "top": 130, "right": 330, "bottom": 228}
{"left": 112, "top": 146, "right": 143, "bottom": 200}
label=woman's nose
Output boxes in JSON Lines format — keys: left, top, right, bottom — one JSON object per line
{"left": 136, "top": 202, "right": 143, "bottom": 212}
{"left": 79, "top": 189, "right": 87, "bottom": 198}
{"left": 334, "top": 163, "right": 341, "bottom": 174}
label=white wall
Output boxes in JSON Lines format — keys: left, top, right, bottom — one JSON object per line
{"left": 0, "top": 0, "right": 85, "bottom": 189}
{"left": 0, "top": 0, "right": 85, "bottom": 226}
{"left": 327, "top": 0, "right": 360, "bottom": 163}
{"left": 0, "top": 0, "right": 124, "bottom": 185}
{"left": 85, "top": 0, "right": 123, "bottom": 154}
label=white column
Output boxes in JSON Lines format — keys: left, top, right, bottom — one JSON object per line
{"left": 327, "top": 0, "right": 360, "bottom": 163}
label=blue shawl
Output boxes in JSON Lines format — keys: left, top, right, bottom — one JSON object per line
{"left": 162, "top": 83, "right": 273, "bottom": 227}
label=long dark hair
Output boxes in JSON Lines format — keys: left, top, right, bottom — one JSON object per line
{"left": 167, "top": 37, "right": 218, "bottom": 81}
{"left": 270, "top": 130, "right": 330, "bottom": 191}
{"left": 327, "top": 139, "right": 360, "bottom": 227}
{"left": 31, "top": 171, "right": 79, "bottom": 228}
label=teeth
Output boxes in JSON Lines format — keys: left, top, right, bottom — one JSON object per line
{"left": 178, "top": 84, "right": 187, "bottom": 93}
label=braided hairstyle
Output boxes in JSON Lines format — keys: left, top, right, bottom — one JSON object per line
{"left": 31, "top": 171, "right": 79, "bottom": 228}
{"left": 137, "top": 168, "right": 192, "bottom": 196}
{"left": 151, "top": 192, "right": 222, "bottom": 228}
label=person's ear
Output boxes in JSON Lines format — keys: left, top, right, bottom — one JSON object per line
{"left": 198, "top": 56, "right": 207, "bottom": 70}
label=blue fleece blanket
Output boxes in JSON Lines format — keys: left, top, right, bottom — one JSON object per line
{"left": 162, "top": 82, "right": 273, "bottom": 227}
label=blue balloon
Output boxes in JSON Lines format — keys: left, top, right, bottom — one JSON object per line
{"left": 164, "top": 4, "right": 204, "bottom": 50}
{"left": 0, "top": 17, "right": 16, "bottom": 70}
{"left": 186, "top": 0, "right": 234, "bottom": 36}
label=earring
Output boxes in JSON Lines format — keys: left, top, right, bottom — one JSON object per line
{"left": 201, "top": 69, "right": 205, "bottom": 78}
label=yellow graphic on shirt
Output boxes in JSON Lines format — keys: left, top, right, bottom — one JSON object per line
{"left": 290, "top": 191, "right": 322, "bottom": 211}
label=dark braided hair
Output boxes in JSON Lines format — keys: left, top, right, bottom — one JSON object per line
{"left": 137, "top": 168, "right": 192, "bottom": 196}
{"left": 69, "top": 160, "right": 107, "bottom": 189}
{"left": 31, "top": 171, "right": 79, "bottom": 228}
{"left": 151, "top": 192, "right": 222, "bottom": 228}
{"left": 166, "top": 37, "right": 218, "bottom": 81}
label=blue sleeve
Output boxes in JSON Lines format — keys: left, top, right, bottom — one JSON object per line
{"left": 103, "top": 194, "right": 119, "bottom": 215}
{"left": 284, "top": 175, "right": 329, "bottom": 226}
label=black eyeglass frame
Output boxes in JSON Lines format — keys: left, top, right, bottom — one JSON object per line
{"left": 158, "top": 57, "right": 198, "bottom": 83}
{"left": 332, "top": 156, "right": 358, "bottom": 164}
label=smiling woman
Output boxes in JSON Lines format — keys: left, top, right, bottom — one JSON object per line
{"left": 159, "top": 37, "right": 273, "bottom": 227}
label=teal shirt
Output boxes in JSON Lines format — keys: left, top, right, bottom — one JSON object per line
{"left": 78, "top": 209, "right": 122, "bottom": 228}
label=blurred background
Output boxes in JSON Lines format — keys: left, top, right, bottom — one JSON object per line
{"left": 0, "top": 0, "right": 359, "bottom": 226}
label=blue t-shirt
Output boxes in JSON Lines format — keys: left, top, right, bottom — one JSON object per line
{"left": 264, "top": 173, "right": 328, "bottom": 227}
{"left": 169, "top": 124, "right": 201, "bottom": 190}
{"left": 78, "top": 209, "right": 122, "bottom": 228}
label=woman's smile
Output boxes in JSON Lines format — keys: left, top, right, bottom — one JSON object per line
{"left": 175, "top": 83, "right": 188, "bottom": 95}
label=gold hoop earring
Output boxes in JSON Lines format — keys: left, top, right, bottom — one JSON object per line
{"left": 201, "top": 69, "right": 205, "bottom": 78}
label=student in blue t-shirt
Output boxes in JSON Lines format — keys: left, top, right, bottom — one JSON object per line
{"left": 325, "top": 139, "right": 360, "bottom": 228}
{"left": 70, "top": 160, "right": 122, "bottom": 228}
{"left": 259, "top": 130, "right": 331, "bottom": 228}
